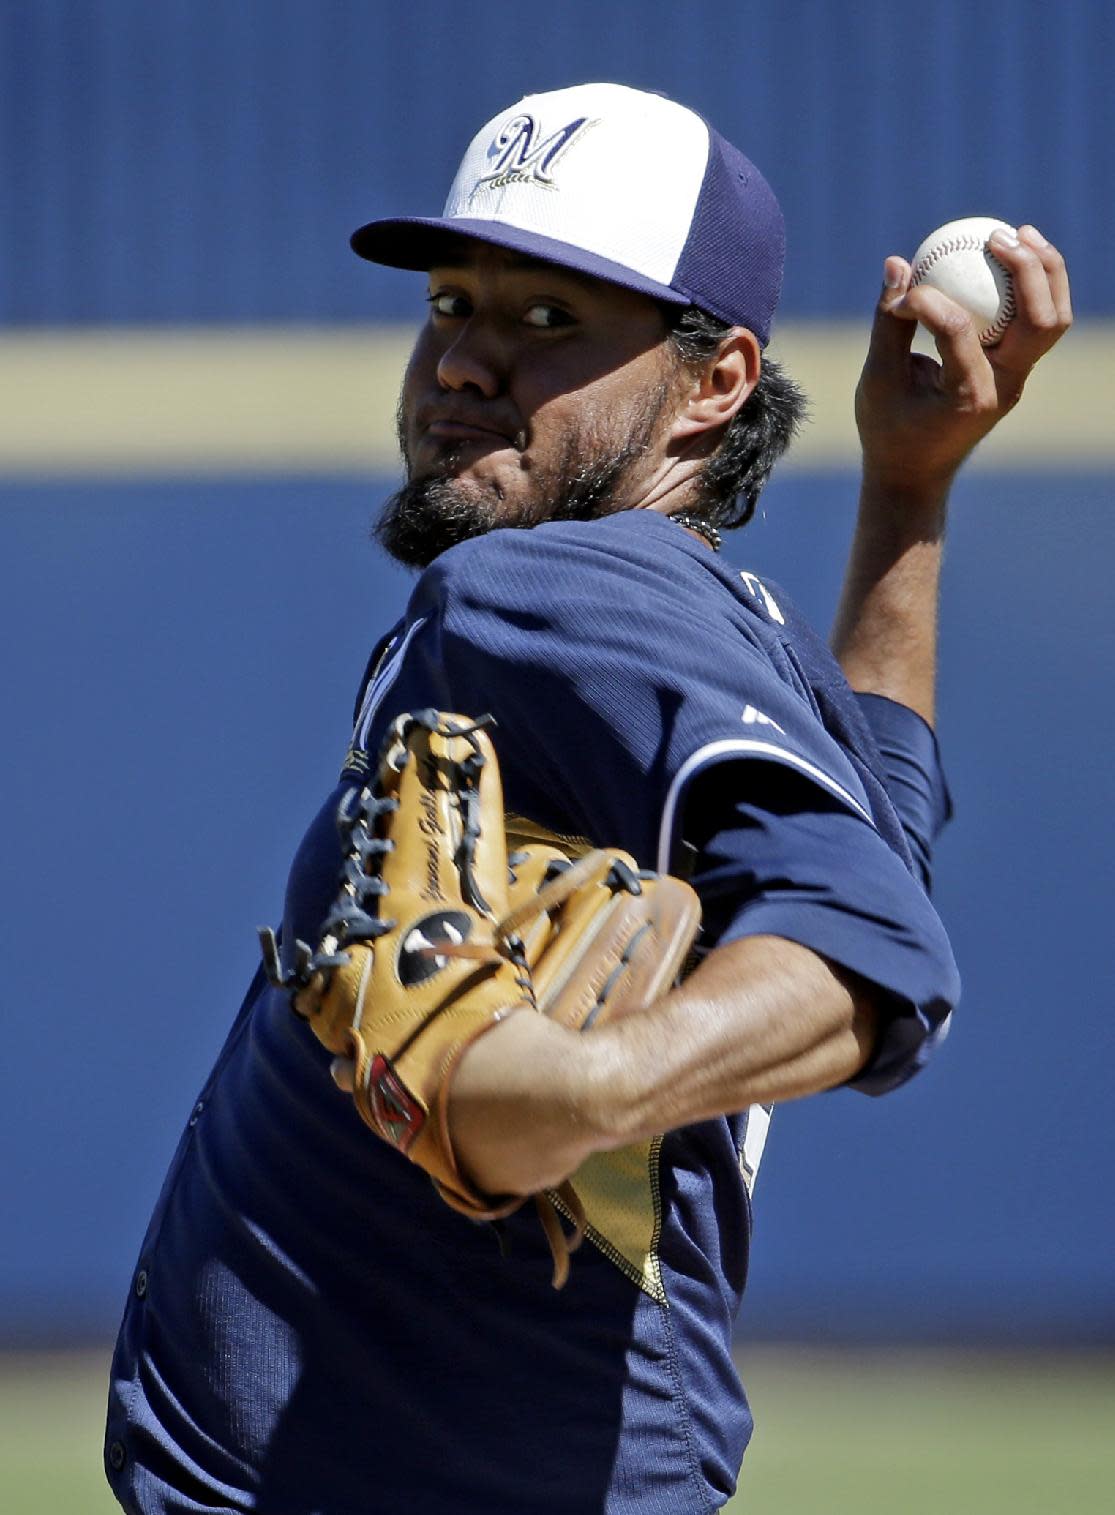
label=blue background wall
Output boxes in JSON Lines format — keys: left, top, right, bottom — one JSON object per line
{"left": 2, "top": 0, "right": 1112, "bottom": 1345}
{"left": 5, "top": 0, "right": 1113, "bottom": 324}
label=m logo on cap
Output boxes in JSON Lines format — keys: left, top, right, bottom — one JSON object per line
{"left": 472, "top": 112, "right": 594, "bottom": 195}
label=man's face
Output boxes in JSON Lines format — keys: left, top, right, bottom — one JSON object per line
{"left": 378, "top": 240, "right": 684, "bottom": 567}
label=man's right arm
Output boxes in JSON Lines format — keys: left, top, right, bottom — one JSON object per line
{"left": 833, "top": 226, "right": 1071, "bottom": 724}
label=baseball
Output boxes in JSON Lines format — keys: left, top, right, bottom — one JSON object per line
{"left": 909, "top": 216, "right": 1018, "bottom": 345}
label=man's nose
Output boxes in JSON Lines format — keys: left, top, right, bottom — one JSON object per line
{"left": 436, "top": 320, "right": 507, "bottom": 398}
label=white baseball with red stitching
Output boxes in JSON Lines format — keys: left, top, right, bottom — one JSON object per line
{"left": 910, "top": 216, "right": 1018, "bottom": 345}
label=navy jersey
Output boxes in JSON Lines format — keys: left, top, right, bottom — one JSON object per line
{"left": 106, "top": 510, "right": 958, "bottom": 1514}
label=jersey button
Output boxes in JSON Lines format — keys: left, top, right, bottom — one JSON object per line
{"left": 188, "top": 1100, "right": 205, "bottom": 1127}
{"left": 134, "top": 1269, "right": 148, "bottom": 1299}
{"left": 108, "top": 1440, "right": 127, "bottom": 1472}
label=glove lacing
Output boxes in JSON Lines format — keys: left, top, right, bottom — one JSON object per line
{"left": 261, "top": 711, "right": 600, "bottom": 1289}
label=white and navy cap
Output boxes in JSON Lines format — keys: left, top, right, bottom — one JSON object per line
{"left": 351, "top": 82, "right": 785, "bottom": 347}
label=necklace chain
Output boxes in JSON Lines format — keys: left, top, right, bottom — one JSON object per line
{"left": 670, "top": 513, "right": 722, "bottom": 552}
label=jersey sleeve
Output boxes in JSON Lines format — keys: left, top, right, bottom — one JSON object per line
{"left": 855, "top": 693, "right": 953, "bottom": 892}
{"left": 684, "top": 762, "right": 958, "bottom": 1095}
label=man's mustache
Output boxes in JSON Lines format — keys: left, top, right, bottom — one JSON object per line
{"left": 410, "top": 400, "right": 526, "bottom": 449}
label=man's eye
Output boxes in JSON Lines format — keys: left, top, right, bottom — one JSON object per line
{"left": 427, "top": 292, "right": 470, "bottom": 319}
{"left": 523, "top": 303, "right": 574, "bottom": 329}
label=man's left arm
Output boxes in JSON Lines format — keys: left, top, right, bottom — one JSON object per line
{"left": 448, "top": 932, "right": 876, "bottom": 1197}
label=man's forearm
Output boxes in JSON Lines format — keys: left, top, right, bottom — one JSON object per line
{"left": 583, "top": 934, "right": 878, "bottom": 1145}
{"left": 448, "top": 934, "right": 878, "bottom": 1197}
{"left": 830, "top": 479, "right": 948, "bottom": 726}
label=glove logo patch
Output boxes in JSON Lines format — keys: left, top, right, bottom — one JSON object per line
{"left": 367, "top": 1055, "right": 425, "bottom": 1151}
{"left": 397, "top": 911, "right": 473, "bottom": 987}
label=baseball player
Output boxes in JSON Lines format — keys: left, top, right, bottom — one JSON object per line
{"left": 105, "top": 83, "right": 1070, "bottom": 1513}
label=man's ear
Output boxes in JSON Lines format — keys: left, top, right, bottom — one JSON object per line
{"left": 668, "top": 328, "right": 762, "bottom": 448}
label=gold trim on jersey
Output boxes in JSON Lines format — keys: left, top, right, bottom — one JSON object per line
{"left": 505, "top": 812, "right": 669, "bottom": 1305}
{"left": 549, "top": 1137, "right": 668, "bottom": 1304}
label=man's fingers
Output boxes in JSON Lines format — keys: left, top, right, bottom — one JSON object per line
{"left": 331, "top": 1056, "right": 355, "bottom": 1093}
{"left": 1017, "top": 226, "right": 1072, "bottom": 325}
{"left": 866, "top": 256, "right": 990, "bottom": 396}
{"left": 880, "top": 255, "right": 913, "bottom": 310}
{"left": 892, "top": 280, "right": 995, "bottom": 399}
{"left": 858, "top": 259, "right": 918, "bottom": 410}
{"left": 1029, "top": 229, "right": 1072, "bottom": 328}
{"left": 982, "top": 227, "right": 1066, "bottom": 369}
{"left": 964, "top": 226, "right": 1072, "bottom": 416}
{"left": 863, "top": 258, "right": 916, "bottom": 364}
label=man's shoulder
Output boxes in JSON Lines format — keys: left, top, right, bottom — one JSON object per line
{"left": 421, "top": 511, "right": 748, "bottom": 618}
{"left": 427, "top": 511, "right": 677, "bottom": 571}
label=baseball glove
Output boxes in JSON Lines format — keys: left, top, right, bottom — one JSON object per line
{"left": 259, "top": 709, "right": 701, "bottom": 1287}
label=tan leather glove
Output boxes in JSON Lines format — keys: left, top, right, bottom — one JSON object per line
{"left": 261, "top": 709, "right": 700, "bottom": 1287}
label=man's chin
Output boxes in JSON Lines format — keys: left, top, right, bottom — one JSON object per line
{"left": 408, "top": 466, "right": 504, "bottom": 502}
{"left": 373, "top": 475, "right": 506, "bottom": 570}
{"left": 409, "top": 433, "right": 519, "bottom": 489}
{"left": 378, "top": 381, "right": 670, "bottom": 569}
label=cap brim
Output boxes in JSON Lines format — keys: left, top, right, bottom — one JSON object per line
{"left": 350, "top": 216, "right": 690, "bottom": 309}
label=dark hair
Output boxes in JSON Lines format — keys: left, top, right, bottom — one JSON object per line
{"left": 663, "top": 305, "right": 808, "bottom": 531}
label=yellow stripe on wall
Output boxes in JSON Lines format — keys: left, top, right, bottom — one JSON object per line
{"left": 768, "top": 322, "right": 1113, "bottom": 469}
{"left": 0, "top": 322, "right": 1110, "bottom": 477}
{"left": 0, "top": 327, "right": 415, "bottom": 477}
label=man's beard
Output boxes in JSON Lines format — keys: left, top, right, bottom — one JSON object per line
{"left": 375, "top": 381, "right": 671, "bottom": 569}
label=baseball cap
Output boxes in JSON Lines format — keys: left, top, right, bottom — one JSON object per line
{"left": 351, "top": 82, "right": 785, "bottom": 347}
